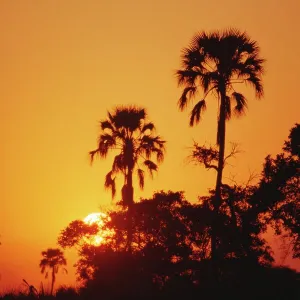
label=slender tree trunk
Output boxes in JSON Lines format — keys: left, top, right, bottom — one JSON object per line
{"left": 211, "top": 87, "right": 226, "bottom": 284}
{"left": 215, "top": 87, "right": 227, "bottom": 208}
{"left": 51, "top": 267, "right": 55, "bottom": 295}
{"left": 126, "top": 167, "right": 134, "bottom": 252}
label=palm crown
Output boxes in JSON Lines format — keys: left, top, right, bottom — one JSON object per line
{"left": 39, "top": 248, "right": 67, "bottom": 295}
{"left": 39, "top": 248, "right": 67, "bottom": 274}
{"left": 89, "top": 106, "right": 165, "bottom": 204}
{"left": 176, "top": 28, "right": 265, "bottom": 138}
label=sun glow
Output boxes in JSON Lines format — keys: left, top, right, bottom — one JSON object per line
{"left": 83, "top": 212, "right": 113, "bottom": 246}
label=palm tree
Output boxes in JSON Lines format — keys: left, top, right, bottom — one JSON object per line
{"left": 89, "top": 105, "right": 165, "bottom": 250}
{"left": 39, "top": 248, "right": 67, "bottom": 295}
{"left": 176, "top": 29, "right": 264, "bottom": 266}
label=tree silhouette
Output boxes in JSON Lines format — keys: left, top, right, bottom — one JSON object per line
{"left": 58, "top": 220, "right": 100, "bottom": 249}
{"left": 72, "top": 189, "right": 299, "bottom": 300}
{"left": 89, "top": 106, "right": 165, "bottom": 251}
{"left": 259, "top": 123, "right": 300, "bottom": 259}
{"left": 284, "top": 123, "right": 300, "bottom": 157}
{"left": 75, "top": 191, "right": 213, "bottom": 291}
{"left": 39, "top": 248, "right": 67, "bottom": 295}
{"left": 176, "top": 28, "right": 265, "bottom": 266}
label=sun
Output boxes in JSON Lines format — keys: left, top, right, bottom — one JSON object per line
{"left": 83, "top": 212, "right": 113, "bottom": 246}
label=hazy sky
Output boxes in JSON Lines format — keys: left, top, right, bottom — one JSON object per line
{"left": 1, "top": 0, "right": 299, "bottom": 291}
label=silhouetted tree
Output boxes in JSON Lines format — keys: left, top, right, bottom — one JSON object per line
{"left": 258, "top": 123, "right": 299, "bottom": 258}
{"left": 72, "top": 192, "right": 212, "bottom": 290}
{"left": 89, "top": 106, "right": 165, "bottom": 251}
{"left": 58, "top": 220, "right": 99, "bottom": 249}
{"left": 214, "top": 185, "right": 272, "bottom": 259}
{"left": 176, "top": 28, "right": 265, "bottom": 267}
{"left": 284, "top": 123, "right": 300, "bottom": 157}
{"left": 206, "top": 123, "right": 299, "bottom": 265}
{"left": 39, "top": 248, "right": 67, "bottom": 295}
{"left": 55, "top": 123, "right": 299, "bottom": 300}
{"left": 210, "top": 124, "right": 299, "bottom": 264}
{"left": 57, "top": 185, "right": 299, "bottom": 299}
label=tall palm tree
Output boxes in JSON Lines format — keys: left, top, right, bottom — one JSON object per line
{"left": 89, "top": 106, "right": 165, "bottom": 250}
{"left": 176, "top": 29, "right": 264, "bottom": 265}
{"left": 39, "top": 248, "right": 67, "bottom": 295}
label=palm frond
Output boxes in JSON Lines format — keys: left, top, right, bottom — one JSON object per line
{"left": 104, "top": 171, "right": 116, "bottom": 198}
{"left": 98, "top": 134, "right": 116, "bottom": 157}
{"left": 89, "top": 150, "right": 98, "bottom": 164}
{"left": 246, "top": 75, "right": 264, "bottom": 98}
{"left": 112, "top": 106, "right": 146, "bottom": 132}
{"left": 107, "top": 111, "right": 114, "bottom": 123}
{"left": 112, "top": 154, "right": 125, "bottom": 173}
{"left": 178, "top": 86, "right": 197, "bottom": 111}
{"left": 228, "top": 29, "right": 259, "bottom": 55}
{"left": 100, "top": 120, "right": 114, "bottom": 132}
{"left": 199, "top": 73, "right": 218, "bottom": 94}
{"left": 242, "top": 55, "right": 265, "bottom": 74}
{"left": 138, "top": 135, "right": 166, "bottom": 159}
{"left": 114, "top": 128, "right": 126, "bottom": 141}
{"left": 40, "top": 264, "right": 46, "bottom": 274}
{"left": 176, "top": 69, "right": 199, "bottom": 87}
{"left": 180, "top": 46, "right": 206, "bottom": 69}
{"left": 189, "top": 99, "right": 207, "bottom": 126}
{"left": 89, "top": 133, "right": 116, "bottom": 162}
{"left": 143, "top": 160, "right": 158, "bottom": 178}
{"left": 231, "top": 92, "right": 248, "bottom": 116}
{"left": 137, "top": 168, "right": 145, "bottom": 189}
{"left": 155, "top": 148, "right": 165, "bottom": 163}
{"left": 141, "top": 122, "right": 155, "bottom": 134}
{"left": 192, "top": 30, "right": 220, "bottom": 59}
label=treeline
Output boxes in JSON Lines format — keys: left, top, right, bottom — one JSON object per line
{"left": 57, "top": 123, "right": 299, "bottom": 300}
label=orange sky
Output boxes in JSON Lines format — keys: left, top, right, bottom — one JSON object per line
{"left": 1, "top": 0, "right": 299, "bottom": 292}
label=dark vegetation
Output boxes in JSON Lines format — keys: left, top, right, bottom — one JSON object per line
{"left": 1, "top": 29, "right": 299, "bottom": 300}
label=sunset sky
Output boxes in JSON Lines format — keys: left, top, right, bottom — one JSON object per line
{"left": 1, "top": 0, "right": 299, "bottom": 292}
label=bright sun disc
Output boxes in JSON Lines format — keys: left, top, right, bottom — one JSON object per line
{"left": 83, "top": 212, "right": 113, "bottom": 246}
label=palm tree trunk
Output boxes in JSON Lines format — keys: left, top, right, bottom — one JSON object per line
{"left": 215, "top": 89, "right": 226, "bottom": 208}
{"left": 211, "top": 88, "right": 226, "bottom": 283}
{"left": 126, "top": 167, "right": 134, "bottom": 252}
{"left": 51, "top": 267, "right": 55, "bottom": 295}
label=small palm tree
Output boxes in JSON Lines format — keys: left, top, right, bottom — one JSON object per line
{"left": 90, "top": 105, "right": 165, "bottom": 250}
{"left": 39, "top": 248, "right": 67, "bottom": 295}
{"left": 176, "top": 28, "right": 264, "bottom": 265}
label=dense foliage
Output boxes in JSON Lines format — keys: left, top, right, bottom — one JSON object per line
{"left": 54, "top": 124, "right": 300, "bottom": 300}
